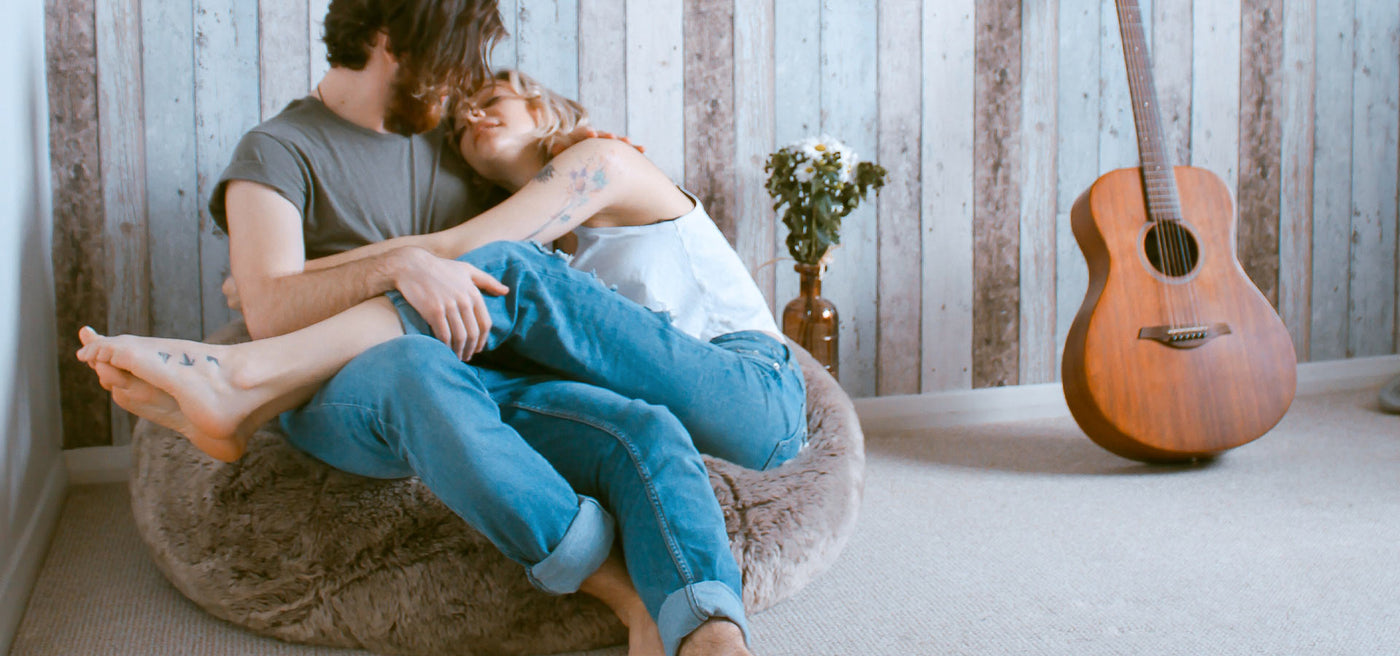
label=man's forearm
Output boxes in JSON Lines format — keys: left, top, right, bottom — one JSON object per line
{"left": 242, "top": 248, "right": 408, "bottom": 339}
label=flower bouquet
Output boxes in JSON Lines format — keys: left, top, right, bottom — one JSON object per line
{"left": 764, "top": 135, "right": 885, "bottom": 379}
{"left": 765, "top": 135, "right": 887, "bottom": 266}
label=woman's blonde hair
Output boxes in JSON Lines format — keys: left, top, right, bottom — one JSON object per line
{"left": 451, "top": 69, "right": 589, "bottom": 159}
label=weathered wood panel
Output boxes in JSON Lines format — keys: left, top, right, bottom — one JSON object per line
{"left": 516, "top": 0, "right": 578, "bottom": 100}
{"left": 492, "top": 0, "right": 519, "bottom": 70}
{"left": 972, "top": 0, "right": 1022, "bottom": 388}
{"left": 259, "top": 0, "right": 310, "bottom": 119}
{"left": 47, "top": 0, "right": 110, "bottom": 449}
{"left": 143, "top": 0, "right": 202, "bottom": 343}
{"left": 772, "top": 0, "right": 821, "bottom": 326}
{"left": 308, "top": 0, "right": 330, "bottom": 85}
{"left": 97, "top": 0, "right": 149, "bottom": 447}
{"left": 194, "top": 0, "right": 258, "bottom": 335}
{"left": 921, "top": 0, "right": 976, "bottom": 393}
{"left": 683, "top": 0, "right": 737, "bottom": 244}
{"left": 1190, "top": 0, "right": 1241, "bottom": 197}
{"left": 733, "top": 0, "right": 778, "bottom": 308}
{"left": 875, "top": 0, "right": 923, "bottom": 395}
{"left": 1019, "top": 0, "right": 1057, "bottom": 386}
{"left": 1278, "top": 0, "right": 1316, "bottom": 360}
{"left": 1309, "top": 0, "right": 1355, "bottom": 361}
{"left": 1099, "top": 0, "right": 1147, "bottom": 173}
{"left": 626, "top": 0, "right": 684, "bottom": 182}
{"left": 1153, "top": 0, "right": 1192, "bottom": 164}
{"left": 820, "top": 0, "right": 879, "bottom": 397}
{"left": 1054, "top": 0, "right": 1098, "bottom": 379}
{"left": 577, "top": 0, "right": 625, "bottom": 135}
{"left": 1237, "top": 0, "right": 1284, "bottom": 307}
{"left": 1348, "top": 0, "right": 1399, "bottom": 357}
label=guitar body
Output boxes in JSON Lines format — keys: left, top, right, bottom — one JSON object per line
{"left": 1062, "top": 166, "right": 1297, "bottom": 462}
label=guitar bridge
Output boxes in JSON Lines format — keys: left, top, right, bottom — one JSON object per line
{"left": 1138, "top": 323, "right": 1231, "bottom": 349}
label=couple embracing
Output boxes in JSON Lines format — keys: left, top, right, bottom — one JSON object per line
{"left": 76, "top": 1, "right": 806, "bottom": 655}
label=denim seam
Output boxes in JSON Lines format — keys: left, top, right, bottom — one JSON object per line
{"left": 503, "top": 400, "right": 697, "bottom": 587}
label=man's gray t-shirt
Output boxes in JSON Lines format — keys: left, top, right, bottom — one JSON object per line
{"left": 209, "top": 97, "right": 498, "bottom": 259}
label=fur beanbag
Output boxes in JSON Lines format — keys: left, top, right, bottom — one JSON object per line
{"left": 129, "top": 322, "right": 865, "bottom": 655}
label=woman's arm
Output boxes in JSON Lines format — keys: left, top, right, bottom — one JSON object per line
{"left": 304, "top": 138, "right": 677, "bottom": 272}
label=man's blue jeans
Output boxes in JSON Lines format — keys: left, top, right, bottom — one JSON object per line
{"left": 280, "top": 242, "right": 806, "bottom": 655}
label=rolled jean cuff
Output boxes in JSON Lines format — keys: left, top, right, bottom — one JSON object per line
{"left": 526, "top": 496, "right": 614, "bottom": 595}
{"left": 385, "top": 290, "right": 434, "bottom": 337}
{"left": 658, "top": 580, "right": 750, "bottom": 656}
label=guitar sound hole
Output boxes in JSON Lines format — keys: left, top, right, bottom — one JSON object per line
{"left": 1143, "top": 222, "right": 1199, "bottom": 278}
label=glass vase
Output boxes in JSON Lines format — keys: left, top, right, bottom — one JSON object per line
{"left": 782, "top": 263, "right": 839, "bottom": 380}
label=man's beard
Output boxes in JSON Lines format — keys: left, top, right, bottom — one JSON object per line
{"left": 384, "top": 67, "right": 445, "bottom": 136}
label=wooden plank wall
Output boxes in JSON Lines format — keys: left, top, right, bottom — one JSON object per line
{"left": 48, "top": 0, "right": 1400, "bottom": 448}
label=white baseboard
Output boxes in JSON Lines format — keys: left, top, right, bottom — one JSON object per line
{"left": 0, "top": 456, "right": 67, "bottom": 655}
{"left": 64, "top": 445, "right": 132, "bottom": 485}
{"left": 855, "top": 355, "right": 1400, "bottom": 436}
{"left": 1293, "top": 354, "right": 1400, "bottom": 396}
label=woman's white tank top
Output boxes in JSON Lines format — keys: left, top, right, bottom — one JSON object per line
{"left": 568, "top": 188, "right": 781, "bottom": 342}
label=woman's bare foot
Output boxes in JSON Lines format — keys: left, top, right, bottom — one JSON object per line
{"left": 579, "top": 548, "right": 664, "bottom": 656}
{"left": 678, "top": 620, "right": 752, "bottom": 656}
{"left": 77, "top": 326, "right": 282, "bottom": 446}
{"left": 89, "top": 360, "right": 189, "bottom": 433}
{"left": 79, "top": 334, "right": 248, "bottom": 461}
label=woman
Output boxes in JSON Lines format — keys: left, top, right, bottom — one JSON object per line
{"left": 80, "top": 70, "right": 805, "bottom": 655}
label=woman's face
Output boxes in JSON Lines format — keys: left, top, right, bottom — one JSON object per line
{"left": 457, "top": 81, "right": 540, "bottom": 176}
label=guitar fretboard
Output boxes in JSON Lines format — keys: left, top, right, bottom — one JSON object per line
{"left": 1116, "top": 0, "right": 1182, "bottom": 225}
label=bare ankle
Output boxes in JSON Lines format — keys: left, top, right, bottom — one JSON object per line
{"left": 678, "top": 619, "right": 751, "bottom": 656}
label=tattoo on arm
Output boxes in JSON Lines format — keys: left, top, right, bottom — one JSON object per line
{"left": 520, "top": 155, "right": 611, "bottom": 244}
{"left": 206, "top": 356, "right": 221, "bottom": 367}
{"left": 523, "top": 215, "right": 569, "bottom": 242}
{"left": 158, "top": 352, "right": 172, "bottom": 364}
{"left": 180, "top": 353, "right": 197, "bottom": 366}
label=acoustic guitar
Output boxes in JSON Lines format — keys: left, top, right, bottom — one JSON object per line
{"left": 1061, "top": 0, "right": 1297, "bottom": 463}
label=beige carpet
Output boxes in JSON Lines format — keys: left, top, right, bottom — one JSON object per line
{"left": 12, "top": 387, "right": 1400, "bottom": 656}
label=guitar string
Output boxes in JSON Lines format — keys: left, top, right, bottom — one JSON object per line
{"left": 1136, "top": 2, "right": 1204, "bottom": 328}
{"left": 1138, "top": 12, "right": 1204, "bottom": 329}
{"left": 1120, "top": 0, "right": 1201, "bottom": 329}
{"left": 1117, "top": 1, "right": 1179, "bottom": 329}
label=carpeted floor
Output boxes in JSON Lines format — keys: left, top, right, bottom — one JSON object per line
{"left": 11, "top": 386, "right": 1400, "bottom": 656}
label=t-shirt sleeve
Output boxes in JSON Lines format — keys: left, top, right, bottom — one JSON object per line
{"left": 207, "top": 131, "right": 310, "bottom": 234}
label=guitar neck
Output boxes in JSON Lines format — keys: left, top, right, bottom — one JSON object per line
{"left": 1115, "top": 0, "right": 1181, "bottom": 223}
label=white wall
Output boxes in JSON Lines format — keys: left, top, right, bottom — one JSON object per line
{"left": 1, "top": 0, "right": 68, "bottom": 649}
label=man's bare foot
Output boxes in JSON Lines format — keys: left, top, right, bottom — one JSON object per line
{"left": 624, "top": 611, "right": 664, "bottom": 656}
{"left": 678, "top": 619, "right": 752, "bottom": 656}
{"left": 579, "top": 548, "right": 664, "bottom": 656}
{"left": 77, "top": 326, "right": 275, "bottom": 450}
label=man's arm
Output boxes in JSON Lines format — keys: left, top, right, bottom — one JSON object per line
{"left": 225, "top": 181, "right": 506, "bottom": 359}
{"left": 224, "top": 180, "right": 407, "bottom": 338}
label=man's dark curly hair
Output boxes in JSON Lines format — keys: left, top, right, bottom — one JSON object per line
{"left": 322, "top": 0, "right": 505, "bottom": 96}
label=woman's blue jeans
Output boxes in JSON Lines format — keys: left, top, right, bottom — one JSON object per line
{"left": 279, "top": 241, "right": 806, "bottom": 655}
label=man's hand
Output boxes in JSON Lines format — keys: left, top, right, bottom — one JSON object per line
{"left": 550, "top": 126, "right": 645, "bottom": 156}
{"left": 394, "top": 248, "right": 510, "bottom": 361}
{"left": 222, "top": 275, "right": 242, "bottom": 312}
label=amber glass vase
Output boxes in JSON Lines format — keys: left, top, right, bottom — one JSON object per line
{"left": 782, "top": 264, "right": 839, "bottom": 379}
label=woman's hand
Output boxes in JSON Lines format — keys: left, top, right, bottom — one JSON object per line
{"left": 392, "top": 247, "right": 510, "bottom": 361}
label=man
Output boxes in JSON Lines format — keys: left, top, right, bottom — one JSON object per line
{"left": 209, "top": 1, "right": 754, "bottom": 654}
